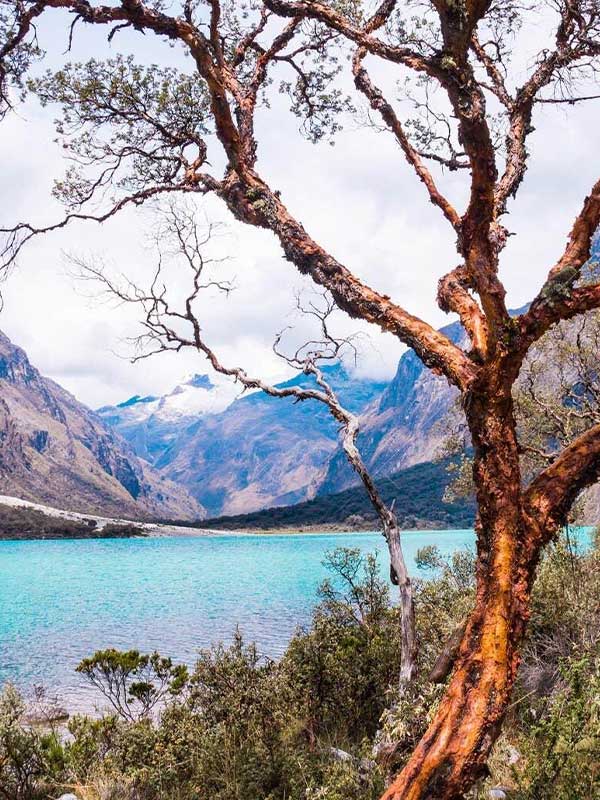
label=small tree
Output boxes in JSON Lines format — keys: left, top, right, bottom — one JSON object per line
{"left": 2, "top": 2, "right": 600, "bottom": 797}
{"left": 0, "top": 684, "right": 58, "bottom": 800}
{"left": 76, "top": 649, "right": 188, "bottom": 722}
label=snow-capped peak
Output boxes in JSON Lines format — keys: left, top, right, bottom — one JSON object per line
{"left": 101, "top": 373, "right": 242, "bottom": 424}
{"left": 157, "top": 373, "right": 240, "bottom": 419}
{"left": 183, "top": 374, "right": 214, "bottom": 390}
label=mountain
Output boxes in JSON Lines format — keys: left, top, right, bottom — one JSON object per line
{"left": 317, "top": 320, "right": 464, "bottom": 495}
{"left": 96, "top": 327, "right": 467, "bottom": 519}
{"left": 191, "top": 458, "right": 476, "bottom": 532}
{"left": 318, "top": 305, "right": 533, "bottom": 496}
{"left": 102, "top": 364, "right": 387, "bottom": 517}
{"left": 97, "top": 373, "right": 241, "bottom": 463}
{"left": 0, "top": 331, "right": 204, "bottom": 520}
{"left": 156, "top": 364, "right": 387, "bottom": 516}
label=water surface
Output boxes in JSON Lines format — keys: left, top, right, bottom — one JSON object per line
{"left": 0, "top": 528, "right": 590, "bottom": 710}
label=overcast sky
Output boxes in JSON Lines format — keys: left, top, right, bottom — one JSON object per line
{"left": 0, "top": 6, "right": 598, "bottom": 408}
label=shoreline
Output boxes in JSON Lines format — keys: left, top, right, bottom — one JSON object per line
{"left": 2, "top": 495, "right": 592, "bottom": 539}
{"left": 0, "top": 494, "right": 464, "bottom": 538}
{"left": 0, "top": 494, "right": 220, "bottom": 538}
{"left": 189, "top": 523, "right": 457, "bottom": 536}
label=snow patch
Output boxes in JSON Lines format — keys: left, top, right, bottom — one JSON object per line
{"left": 100, "top": 374, "right": 244, "bottom": 424}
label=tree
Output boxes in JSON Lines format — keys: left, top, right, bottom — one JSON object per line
{"left": 1, "top": 1, "right": 600, "bottom": 798}
{"left": 76, "top": 648, "right": 188, "bottom": 722}
{"left": 70, "top": 201, "right": 417, "bottom": 688}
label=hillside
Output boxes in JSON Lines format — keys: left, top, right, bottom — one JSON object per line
{"left": 193, "top": 458, "right": 476, "bottom": 531}
{"left": 101, "top": 364, "right": 387, "bottom": 517}
{"left": 0, "top": 331, "right": 204, "bottom": 520}
{"left": 97, "top": 373, "right": 242, "bottom": 463}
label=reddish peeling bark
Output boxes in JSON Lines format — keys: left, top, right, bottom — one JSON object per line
{"left": 382, "top": 367, "right": 535, "bottom": 799}
{"left": 383, "top": 360, "right": 600, "bottom": 799}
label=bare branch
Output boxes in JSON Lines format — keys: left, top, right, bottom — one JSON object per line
{"left": 437, "top": 266, "right": 489, "bottom": 359}
{"left": 495, "top": 4, "right": 600, "bottom": 216}
{"left": 537, "top": 92, "right": 600, "bottom": 104}
{"left": 0, "top": 178, "right": 219, "bottom": 273}
{"left": 263, "top": 0, "right": 435, "bottom": 73}
{"left": 352, "top": 48, "right": 461, "bottom": 232}
{"left": 470, "top": 33, "right": 513, "bottom": 110}
{"left": 75, "top": 203, "right": 417, "bottom": 686}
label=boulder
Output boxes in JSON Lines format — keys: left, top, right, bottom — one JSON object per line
{"left": 488, "top": 787, "right": 512, "bottom": 799}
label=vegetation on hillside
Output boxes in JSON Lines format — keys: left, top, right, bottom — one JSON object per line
{"left": 194, "top": 459, "right": 475, "bottom": 532}
{"left": 1, "top": 533, "right": 597, "bottom": 800}
{"left": 0, "top": 504, "right": 145, "bottom": 540}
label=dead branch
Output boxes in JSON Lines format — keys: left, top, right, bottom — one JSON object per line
{"left": 72, "top": 201, "right": 418, "bottom": 688}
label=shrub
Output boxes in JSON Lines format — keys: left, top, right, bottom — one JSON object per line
{"left": 0, "top": 684, "right": 63, "bottom": 800}
{"left": 99, "top": 524, "right": 146, "bottom": 538}
{"left": 75, "top": 650, "right": 188, "bottom": 722}
{"left": 512, "top": 655, "right": 600, "bottom": 800}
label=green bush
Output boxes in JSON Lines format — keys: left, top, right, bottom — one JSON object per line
{"left": 0, "top": 684, "right": 63, "bottom": 800}
{"left": 513, "top": 656, "right": 600, "bottom": 799}
{"left": 282, "top": 549, "right": 401, "bottom": 746}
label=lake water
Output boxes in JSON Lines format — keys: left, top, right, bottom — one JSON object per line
{"left": 0, "top": 528, "right": 592, "bottom": 711}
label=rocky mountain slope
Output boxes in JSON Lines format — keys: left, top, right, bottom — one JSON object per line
{"left": 0, "top": 331, "right": 204, "bottom": 520}
{"left": 317, "top": 319, "right": 464, "bottom": 495}
{"left": 100, "top": 365, "right": 387, "bottom": 517}
{"left": 97, "top": 373, "right": 241, "bottom": 463}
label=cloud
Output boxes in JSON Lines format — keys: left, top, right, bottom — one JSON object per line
{"left": 0, "top": 7, "right": 598, "bottom": 407}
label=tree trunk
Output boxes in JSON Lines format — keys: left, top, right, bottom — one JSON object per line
{"left": 388, "top": 523, "right": 417, "bottom": 687}
{"left": 340, "top": 426, "right": 417, "bottom": 687}
{"left": 380, "top": 381, "right": 546, "bottom": 800}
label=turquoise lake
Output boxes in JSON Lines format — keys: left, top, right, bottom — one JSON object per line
{"left": 0, "top": 528, "right": 592, "bottom": 711}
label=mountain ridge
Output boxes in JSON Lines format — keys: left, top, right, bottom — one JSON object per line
{"left": 0, "top": 330, "right": 204, "bottom": 520}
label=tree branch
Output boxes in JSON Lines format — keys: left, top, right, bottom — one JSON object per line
{"left": 524, "top": 421, "right": 600, "bottom": 539}
{"left": 217, "top": 172, "right": 477, "bottom": 390}
{"left": 470, "top": 33, "right": 513, "bottom": 110}
{"left": 263, "top": 0, "right": 434, "bottom": 73}
{"left": 0, "top": 178, "right": 219, "bottom": 272}
{"left": 520, "top": 177, "right": 600, "bottom": 347}
{"left": 0, "top": 0, "right": 45, "bottom": 118}
{"left": 352, "top": 48, "right": 461, "bottom": 232}
{"left": 519, "top": 281, "right": 600, "bottom": 350}
{"left": 495, "top": 6, "right": 600, "bottom": 217}
{"left": 437, "top": 265, "right": 489, "bottom": 359}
